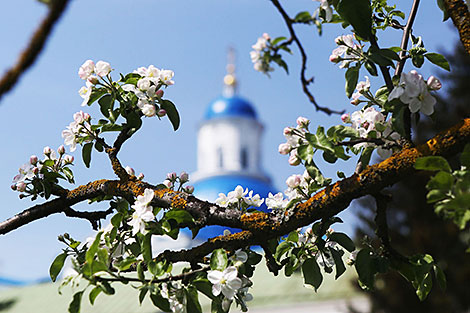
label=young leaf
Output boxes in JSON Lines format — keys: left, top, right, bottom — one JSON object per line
{"left": 336, "top": 0, "right": 372, "bottom": 40}
{"left": 329, "top": 248, "right": 346, "bottom": 279}
{"left": 345, "top": 66, "right": 360, "bottom": 98}
{"left": 425, "top": 53, "right": 450, "bottom": 71}
{"left": 85, "top": 231, "right": 103, "bottom": 265}
{"left": 210, "top": 249, "right": 228, "bottom": 270}
{"left": 160, "top": 99, "right": 180, "bottom": 131}
{"left": 414, "top": 156, "right": 451, "bottom": 172}
{"left": 150, "top": 292, "right": 171, "bottom": 312}
{"left": 88, "top": 287, "right": 102, "bottom": 305}
{"left": 355, "top": 248, "right": 375, "bottom": 289}
{"left": 82, "top": 142, "right": 93, "bottom": 168}
{"left": 433, "top": 264, "right": 447, "bottom": 291}
{"left": 186, "top": 286, "right": 202, "bottom": 313}
{"left": 68, "top": 291, "right": 84, "bottom": 313}
{"left": 328, "top": 232, "right": 355, "bottom": 252}
{"left": 98, "top": 94, "right": 114, "bottom": 118}
{"left": 49, "top": 252, "right": 67, "bottom": 282}
{"left": 302, "top": 257, "right": 323, "bottom": 291}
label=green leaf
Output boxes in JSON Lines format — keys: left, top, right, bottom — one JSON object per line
{"left": 98, "top": 94, "right": 114, "bottom": 118}
{"left": 460, "top": 144, "right": 470, "bottom": 167}
{"left": 141, "top": 233, "right": 152, "bottom": 263}
{"left": 150, "top": 292, "right": 171, "bottom": 312}
{"left": 391, "top": 103, "right": 407, "bottom": 138}
{"left": 125, "top": 111, "right": 142, "bottom": 133}
{"left": 86, "top": 231, "right": 103, "bottom": 265}
{"left": 98, "top": 281, "right": 115, "bottom": 295}
{"left": 165, "top": 209, "right": 194, "bottom": 225}
{"left": 87, "top": 89, "right": 107, "bottom": 106}
{"left": 62, "top": 167, "right": 75, "bottom": 184}
{"left": 414, "top": 156, "right": 451, "bottom": 172}
{"left": 68, "top": 291, "right": 84, "bottom": 313}
{"left": 88, "top": 287, "right": 102, "bottom": 305}
{"left": 210, "top": 249, "right": 228, "bottom": 270}
{"left": 345, "top": 66, "right": 360, "bottom": 98}
{"left": 433, "top": 264, "right": 447, "bottom": 291}
{"left": 336, "top": 0, "right": 372, "bottom": 40}
{"left": 426, "top": 171, "right": 454, "bottom": 190}
{"left": 355, "top": 248, "right": 375, "bottom": 289}
{"left": 302, "top": 258, "right": 323, "bottom": 291}
{"left": 425, "top": 52, "right": 450, "bottom": 71}
{"left": 160, "top": 99, "right": 180, "bottom": 131}
{"left": 186, "top": 286, "right": 202, "bottom": 313}
{"left": 49, "top": 252, "right": 67, "bottom": 282}
{"left": 328, "top": 232, "right": 355, "bottom": 252}
{"left": 82, "top": 142, "right": 93, "bottom": 168}
{"left": 271, "top": 36, "right": 287, "bottom": 46}
{"left": 416, "top": 272, "right": 433, "bottom": 301}
{"left": 294, "top": 11, "right": 313, "bottom": 23}
{"left": 275, "top": 241, "right": 294, "bottom": 261}
{"left": 139, "top": 287, "right": 149, "bottom": 305}
{"left": 364, "top": 61, "right": 378, "bottom": 76}
{"left": 379, "top": 48, "right": 400, "bottom": 61}
{"left": 412, "top": 54, "right": 425, "bottom": 68}
{"left": 436, "top": 0, "right": 450, "bottom": 21}
{"left": 297, "top": 144, "right": 314, "bottom": 162}
{"left": 329, "top": 248, "right": 346, "bottom": 279}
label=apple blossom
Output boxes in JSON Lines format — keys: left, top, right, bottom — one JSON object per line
{"left": 427, "top": 76, "right": 442, "bottom": 90}
{"left": 244, "top": 190, "right": 264, "bottom": 207}
{"left": 58, "top": 145, "right": 65, "bottom": 155}
{"left": 43, "top": 146, "right": 52, "bottom": 156}
{"left": 63, "top": 155, "right": 74, "bottom": 164}
{"left": 159, "top": 69, "right": 175, "bottom": 85}
{"left": 330, "top": 34, "right": 362, "bottom": 68}
{"left": 79, "top": 82, "right": 93, "bottom": 106}
{"left": 156, "top": 89, "right": 164, "bottom": 98}
{"left": 215, "top": 192, "right": 230, "bottom": 207}
{"left": 94, "top": 61, "right": 111, "bottom": 77}
{"left": 313, "top": 0, "right": 333, "bottom": 22}
{"left": 288, "top": 152, "right": 301, "bottom": 166}
{"left": 163, "top": 180, "right": 173, "bottom": 189}
{"left": 137, "top": 173, "right": 144, "bottom": 180}
{"left": 125, "top": 166, "right": 135, "bottom": 176}
{"left": 30, "top": 155, "right": 38, "bottom": 165}
{"left": 296, "top": 116, "right": 310, "bottom": 129}
{"left": 183, "top": 185, "right": 194, "bottom": 194}
{"left": 286, "top": 174, "right": 302, "bottom": 188}
{"left": 78, "top": 60, "right": 95, "bottom": 80}
{"left": 137, "top": 77, "right": 151, "bottom": 91}
{"left": 128, "top": 188, "right": 155, "bottom": 235}
{"left": 157, "top": 109, "right": 167, "bottom": 117}
{"left": 341, "top": 113, "right": 350, "bottom": 123}
{"left": 179, "top": 171, "right": 189, "bottom": 183}
{"left": 207, "top": 266, "right": 243, "bottom": 300}
{"left": 16, "top": 182, "right": 27, "bottom": 192}
{"left": 265, "top": 192, "right": 289, "bottom": 210}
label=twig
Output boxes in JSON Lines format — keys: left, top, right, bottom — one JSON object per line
{"left": 270, "top": 0, "right": 344, "bottom": 116}
{"left": 395, "top": 0, "right": 421, "bottom": 77}
{"left": 63, "top": 207, "right": 114, "bottom": 230}
{"left": 0, "top": 0, "right": 71, "bottom": 101}
{"left": 337, "top": 137, "right": 400, "bottom": 149}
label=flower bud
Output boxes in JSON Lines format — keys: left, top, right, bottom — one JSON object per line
{"left": 87, "top": 75, "right": 99, "bottom": 85}
{"left": 288, "top": 153, "right": 301, "bottom": 166}
{"left": 32, "top": 167, "right": 39, "bottom": 175}
{"left": 427, "top": 76, "right": 442, "bottom": 90}
{"left": 262, "top": 32, "right": 271, "bottom": 40}
{"left": 184, "top": 185, "right": 194, "bottom": 194}
{"left": 19, "top": 194, "right": 26, "bottom": 199}
{"left": 286, "top": 174, "right": 302, "bottom": 188}
{"left": 11, "top": 184, "right": 17, "bottom": 191}
{"left": 137, "top": 173, "right": 145, "bottom": 180}
{"left": 64, "top": 155, "right": 74, "bottom": 164}
{"left": 83, "top": 112, "right": 91, "bottom": 122}
{"left": 341, "top": 113, "right": 351, "bottom": 123}
{"left": 30, "top": 155, "right": 38, "bottom": 165}
{"left": 167, "top": 172, "right": 177, "bottom": 181}
{"left": 43, "top": 146, "right": 52, "bottom": 156}
{"left": 350, "top": 98, "right": 360, "bottom": 105}
{"left": 179, "top": 171, "right": 189, "bottom": 183}
{"left": 125, "top": 166, "right": 135, "bottom": 176}
{"left": 296, "top": 116, "right": 310, "bottom": 128}
{"left": 156, "top": 89, "right": 164, "bottom": 98}
{"left": 329, "top": 54, "right": 340, "bottom": 63}
{"left": 334, "top": 36, "right": 343, "bottom": 45}
{"left": 58, "top": 145, "right": 65, "bottom": 155}
{"left": 16, "top": 182, "right": 27, "bottom": 192}
{"left": 157, "top": 109, "right": 167, "bottom": 117}
{"left": 278, "top": 143, "right": 291, "bottom": 155}
{"left": 283, "top": 127, "right": 293, "bottom": 136}
{"left": 163, "top": 179, "right": 173, "bottom": 188}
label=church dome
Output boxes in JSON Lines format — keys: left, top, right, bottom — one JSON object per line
{"left": 204, "top": 95, "right": 257, "bottom": 120}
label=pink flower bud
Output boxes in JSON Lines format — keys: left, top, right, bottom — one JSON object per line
{"left": 296, "top": 116, "right": 310, "bottom": 128}
{"left": 184, "top": 185, "right": 194, "bottom": 194}
{"left": 125, "top": 166, "right": 135, "bottom": 176}
{"left": 163, "top": 180, "right": 173, "bottom": 188}
{"left": 11, "top": 184, "right": 17, "bottom": 191}
{"left": 262, "top": 32, "right": 271, "bottom": 40}
{"left": 32, "top": 167, "right": 39, "bottom": 175}
{"left": 329, "top": 54, "right": 340, "bottom": 63}
{"left": 87, "top": 75, "right": 99, "bottom": 85}
{"left": 58, "top": 145, "right": 65, "bottom": 155}
{"left": 167, "top": 172, "right": 177, "bottom": 180}
{"left": 137, "top": 173, "right": 145, "bottom": 180}
{"left": 64, "top": 155, "right": 74, "bottom": 164}
{"left": 30, "top": 155, "right": 38, "bottom": 165}
{"left": 350, "top": 98, "right": 360, "bottom": 105}
{"left": 83, "top": 112, "right": 91, "bottom": 122}
{"left": 156, "top": 89, "right": 164, "bottom": 98}
{"left": 341, "top": 113, "right": 351, "bottom": 123}
{"left": 334, "top": 36, "right": 342, "bottom": 45}
{"left": 427, "top": 76, "right": 442, "bottom": 91}
{"left": 157, "top": 109, "right": 167, "bottom": 117}
{"left": 16, "top": 182, "right": 27, "bottom": 192}
{"left": 283, "top": 127, "right": 293, "bottom": 136}
{"left": 288, "top": 153, "right": 301, "bottom": 166}
{"left": 278, "top": 143, "right": 291, "bottom": 155}
{"left": 179, "top": 171, "right": 189, "bottom": 183}
{"left": 43, "top": 146, "right": 52, "bottom": 156}
{"left": 286, "top": 174, "right": 302, "bottom": 188}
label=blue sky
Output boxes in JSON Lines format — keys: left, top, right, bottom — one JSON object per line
{"left": 0, "top": 1, "right": 459, "bottom": 280}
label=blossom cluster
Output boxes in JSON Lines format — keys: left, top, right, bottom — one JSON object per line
{"left": 61, "top": 111, "right": 93, "bottom": 152}
{"left": 388, "top": 70, "right": 441, "bottom": 116}
{"left": 78, "top": 60, "right": 112, "bottom": 106}
{"left": 163, "top": 171, "right": 194, "bottom": 194}
{"left": 250, "top": 33, "right": 274, "bottom": 74}
{"left": 122, "top": 64, "right": 174, "bottom": 117}
{"left": 12, "top": 146, "right": 74, "bottom": 197}
{"left": 278, "top": 116, "right": 310, "bottom": 166}
{"left": 329, "top": 35, "right": 363, "bottom": 68}
{"left": 127, "top": 188, "right": 156, "bottom": 235}
{"left": 215, "top": 185, "right": 264, "bottom": 209}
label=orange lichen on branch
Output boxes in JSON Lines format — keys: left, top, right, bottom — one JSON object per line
{"left": 209, "top": 230, "right": 253, "bottom": 244}
{"left": 444, "top": 0, "right": 470, "bottom": 55}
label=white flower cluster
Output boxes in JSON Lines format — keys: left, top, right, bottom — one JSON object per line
{"left": 283, "top": 171, "right": 316, "bottom": 201}
{"left": 161, "top": 282, "right": 187, "bottom": 313}
{"left": 351, "top": 76, "right": 370, "bottom": 105}
{"left": 127, "top": 188, "right": 156, "bottom": 235}
{"left": 329, "top": 35, "right": 363, "bottom": 68}
{"left": 11, "top": 146, "right": 74, "bottom": 194}
{"left": 61, "top": 111, "right": 93, "bottom": 152}
{"left": 278, "top": 116, "right": 310, "bottom": 166}
{"left": 250, "top": 33, "right": 274, "bottom": 74}
{"left": 344, "top": 107, "right": 401, "bottom": 159}
{"left": 123, "top": 65, "right": 174, "bottom": 117}
{"left": 388, "top": 70, "right": 441, "bottom": 116}
{"left": 78, "top": 60, "right": 112, "bottom": 106}
{"left": 215, "top": 185, "right": 264, "bottom": 209}
{"left": 124, "top": 166, "right": 145, "bottom": 180}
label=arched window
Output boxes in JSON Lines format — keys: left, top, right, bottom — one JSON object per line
{"left": 217, "top": 147, "right": 224, "bottom": 168}
{"left": 241, "top": 147, "right": 248, "bottom": 169}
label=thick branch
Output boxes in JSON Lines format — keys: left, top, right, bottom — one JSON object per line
{"left": 0, "top": 0, "right": 70, "bottom": 101}
{"left": 270, "top": 0, "right": 344, "bottom": 116}
{"left": 444, "top": 0, "right": 470, "bottom": 55}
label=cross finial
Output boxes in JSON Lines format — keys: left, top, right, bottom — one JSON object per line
{"left": 223, "top": 47, "right": 237, "bottom": 96}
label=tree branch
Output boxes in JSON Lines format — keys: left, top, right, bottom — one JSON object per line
{"left": 270, "top": 0, "right": 345, "bottom": 116}
{"left": 444, "top": 0, "right": 470, "bottom": 55}
{"left": 0, "top": 0, "right": 70, "bottom": 101}
{"left": 395, "top": 0, "right": 421, "bottom": 77}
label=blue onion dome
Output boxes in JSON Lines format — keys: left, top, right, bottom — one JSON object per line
{"left": 204, "top": 95, "right": 258, "bottom": 120}
{"left": 191, "top": 174, "right": 276, "bottom": 239}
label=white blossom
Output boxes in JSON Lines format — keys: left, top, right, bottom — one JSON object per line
{"left": 128, "top": 189, "right": 155, "bottom": 235}
{"left": 78, "top": 82, "right": 93, "bottom": 106}
{"left": 95, "top": 61, "right": 111, "bottom": 77}
{"left": 313, "top": 0, "right": 333, "bottom": 22}
{"left": 207, "top": 266, "right": 243, "bottom": 300}
{"left": 78, "top": 60, "right": 95, "bottom": 80}
{"left": 265, "top": 192, "right": 289, "bottom": 210}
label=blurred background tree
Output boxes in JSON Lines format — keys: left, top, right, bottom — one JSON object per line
{"left": 351, "top": 41, "right": 470, "bottom": 313}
